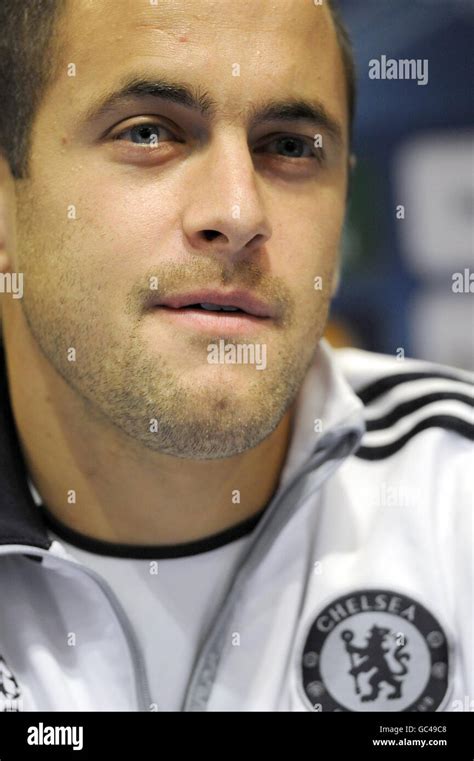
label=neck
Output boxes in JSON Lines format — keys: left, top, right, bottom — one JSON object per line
{"left": 4, "top": 325, "right": 293, "bottom": 547}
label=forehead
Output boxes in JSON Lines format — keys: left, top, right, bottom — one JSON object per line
{"left": 64, "top": 0, "right": 336, "bottom": 52}
{"left": 52, "top": 0, "right": 347, "bottom": 127}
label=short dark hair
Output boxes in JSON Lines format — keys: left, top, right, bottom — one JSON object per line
{"left": 0, "top": 0, "right": 356, "bottom": 180}
{"left": 0, "top": 1, "right": 67, "bottom": 179}
{"left": 328, "top": 0, "right": 357, "bottom": 135}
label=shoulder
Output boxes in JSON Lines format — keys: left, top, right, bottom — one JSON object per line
{"left": 333, "top": 347, "right": 473, "bottom": 461}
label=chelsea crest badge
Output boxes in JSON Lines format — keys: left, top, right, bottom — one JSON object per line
{"left": 300, "top": 589, "right": 451, "bottom": 712}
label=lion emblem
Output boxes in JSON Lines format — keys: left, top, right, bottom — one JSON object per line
{"left": 341, "top": 625, "right": 410, "bottom": 702}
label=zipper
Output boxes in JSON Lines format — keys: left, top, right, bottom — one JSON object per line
{"left": 182, "top": 424, "right": 364, "bottom": 711}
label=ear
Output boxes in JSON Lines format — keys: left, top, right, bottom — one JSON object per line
{"left": 0, "top": 153, "right": 15, "bottom": 274}
{"left": 346, "top": 152, "right": 357, "bottom": 203}
{"left": 330, "top": 258, "right": 341, "bottom": 298}
{"left": 333, "top": 155, "right": 357, "bottom": 298}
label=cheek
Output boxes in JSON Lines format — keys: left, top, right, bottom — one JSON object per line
{"left": 71, "top": 175, "right": 179, "bottom": 271}
{"left": 273, "top": 195, "right": 344, "bottom": 304}
{"left": 21, "top": 178, "right": 178, "bottom": 327}
{"left": 33, "top": 156, "right": 182, "bottom": 273}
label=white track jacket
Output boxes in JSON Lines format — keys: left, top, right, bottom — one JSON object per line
{"left": 0, "top": 338, "right": 472, "bottom": 712}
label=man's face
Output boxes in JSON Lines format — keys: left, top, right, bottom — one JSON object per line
{"left": 9, "top": 0, "right": 349, "bottom": 459}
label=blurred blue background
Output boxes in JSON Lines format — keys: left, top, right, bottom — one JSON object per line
{"left": 326, "top": 0, "right": 474, "bottom": 370}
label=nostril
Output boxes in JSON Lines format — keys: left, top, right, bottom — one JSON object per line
{"left": 202, "top": 229, "right": 221, "bottom": 242}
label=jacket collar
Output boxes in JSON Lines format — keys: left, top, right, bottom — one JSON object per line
{"left": 278, "top": 338, "right": 365, "bottom": 487}
{"left": 0, "top": 343, "right": 51, "bottom": 550}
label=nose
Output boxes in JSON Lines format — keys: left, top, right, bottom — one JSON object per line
{"left": 181, "top": 130, "right": 272, "bottom": 260}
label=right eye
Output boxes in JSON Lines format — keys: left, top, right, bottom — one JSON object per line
{"left": 112, "top": 121, "right": 177, "bottom": 147}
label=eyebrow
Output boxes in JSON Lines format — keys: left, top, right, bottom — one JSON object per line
{"left": 81, "top": 75, "right": 345, "bottom": 145}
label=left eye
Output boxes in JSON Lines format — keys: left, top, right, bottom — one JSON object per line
{"left": 114, "top": 123, "right": 174, "bottom": 146}
{"left": 257, "top": 135, "right": 318, "bottom": 159}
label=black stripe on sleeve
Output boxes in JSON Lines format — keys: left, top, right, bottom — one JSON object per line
{"left": 355, "top": 415, "right": 474, "bottom": 460}
{"left": 365, "top": 391, "right": 474, "bottom": 432}
{"left": 357, "top": 371, "right": 472, "bottom": 406}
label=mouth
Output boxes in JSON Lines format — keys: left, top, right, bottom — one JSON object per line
{"left": 149, "top": 290, "right": 276, "bottom": 335}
